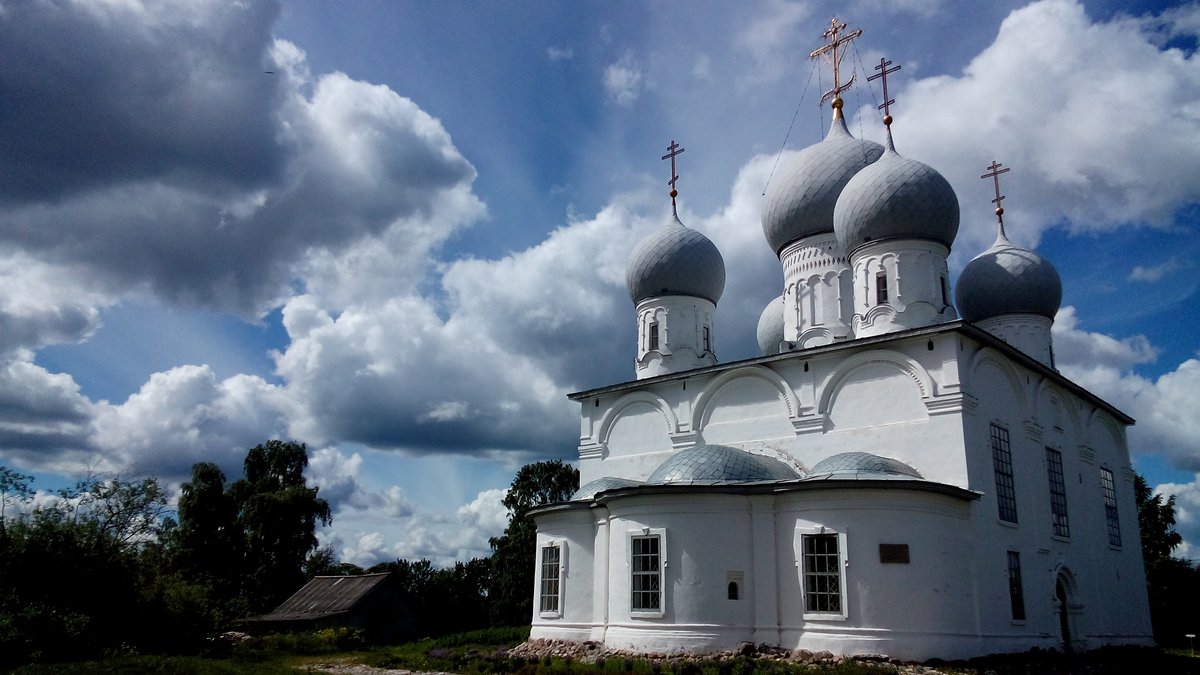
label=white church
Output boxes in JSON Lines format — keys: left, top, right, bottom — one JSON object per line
{"left": 529, "top": 20, "right": 1154, "bottom": 661}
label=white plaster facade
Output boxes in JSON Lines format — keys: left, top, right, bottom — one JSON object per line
{"left": 531, "top": 325, "right": 1153, "bottom": 660}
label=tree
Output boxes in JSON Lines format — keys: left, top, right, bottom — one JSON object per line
{"left": 488, "top": 460, "right": 578, "bottom": 625}
{"left": 1135, "top": 473, "right": 1200, "bottom": 644}
{"left": 229, "top": 440, "right": 332, "bottom": 612}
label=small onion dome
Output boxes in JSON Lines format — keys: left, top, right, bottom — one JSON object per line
{"left": 647, "top": 444, "right": 800, "bottom": 484}
{"left": 761, "top": 117, "right": 884, "bottom": 255}
{"left": 809, "top": 451, "right": 922, "bottom": 479}
{"left": 955, "top": 229, "right": 1062, "bottom": 322}
{"left": 626, "top": 214, "right": 726, "bottom": 305}
{"left": 756, "top": 295, "right": 785, "bottom": 356}
{"left": 833, "top": 147, "right": 959, "bottom": 253}
{"left": 573, "top": 476, "right": 642, "bottom": 501}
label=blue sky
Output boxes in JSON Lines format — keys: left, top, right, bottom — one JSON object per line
{"left": 2, "top": 0, "right": 1199, "bottom": 566}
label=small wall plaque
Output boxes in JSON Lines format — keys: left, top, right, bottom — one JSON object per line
{"left": 879, "top": 543, "right": 910, "bottom": 564}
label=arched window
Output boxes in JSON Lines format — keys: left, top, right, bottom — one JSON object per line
{"left": 727, "top": 582, "right": 739, "bottom": 600}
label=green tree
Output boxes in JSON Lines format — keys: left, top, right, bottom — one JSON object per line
{"left": 229, "top": 440, "right": 332, "bottom": 612}
{"left": 488, "top": 459, "right": 578, "bottom": 626}
{"left": 1135, "top": 473, "right": 1200, "bottom": 644}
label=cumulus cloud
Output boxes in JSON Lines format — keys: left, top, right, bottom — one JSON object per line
{"left": 0, "top": 0, "right": 482, "bottom": 317}
{"left": 1053, "top": 308, "right": 1200, "bottom": 471}
{"left": 846, "top": 0, "right": 1200, "bottom": 258}
{"left": 604, "top": 53, "right": 644, "bottom": 107}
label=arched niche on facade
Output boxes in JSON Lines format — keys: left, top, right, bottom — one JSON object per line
{"left": 1032, "top": 380, "right": 1081, "bottom": 442}
{"left": 966, "top": 348, "right": 1029, "bottom": 416}
{"left": 692, "top": 366, "right": 798, "bottom": 445}
{"left": 598, "top": 392, "right": 678, "bottom": 459}
{"left": 821, "top": 350, "right": 931, "bottom": 430}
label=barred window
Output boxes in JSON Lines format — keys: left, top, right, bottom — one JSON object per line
{"left": 630, "top": 535, "right": 661, "bottom": 613}
{"left": 991, "top": 424, "right": 1018, "bottom": 523}
{"left": 802, "top": 534, "right": 842, "bottom": 614}
{"left": 876, "top": 271, "right": 889, "bottom": 305}
{"left": 1007, "top": 551, "right": 1026, "bottom": 621}
{"left": 1046, "top": 448, "right": 1070, "bottom": 538}
{"left": 1100, "top": 468, "right": 1122, "bottom": 547}
{"left": 539, "top": 545, "right": 560, "bottom": 614}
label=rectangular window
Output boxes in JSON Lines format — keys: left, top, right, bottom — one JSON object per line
{"left": 1046, "top": 448, "right": 1070, "bottom": 538}
{"left": 539, "top": 545, "right": 560, "bottom": 614}
{"left": 802, "top": 533, "right": 842, "bottom": 614}
{"left": 1007, "top": 551, "right": 1026, "bottom": 621}
{"left": 630, "top": 535, "right": 661, "bottom": 613}
{"left": 648, "top": 323, "right": 659, "bottom": 351}
{"left": 875, "top": 271, "right": 889, "bottom": 305}
{"left": 940, "top": 276, "right": 949, "bottom": 306}
{"left": 703, "top": 325, "right": 711, "bottom": 352}
{"left": 991, "top": 423, "right": 1018, "bottom": 523}
{"left": 1101, "top": 468, "right": 1122, "bottom": 547}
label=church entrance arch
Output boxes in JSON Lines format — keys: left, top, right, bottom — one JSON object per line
{"left": 1054, "top": 568, "right": 1078, "bottom": 653}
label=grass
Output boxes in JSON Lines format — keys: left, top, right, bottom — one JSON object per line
{"left": 7, "top": 627, "right": 1200, "bottom": 675}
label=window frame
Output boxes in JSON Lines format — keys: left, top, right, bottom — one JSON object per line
{"left": 875, "top": 271, "right": 889, "bottom": 305}
{"left": 538, "top": 541, "right": 565, "bottom": 618}
{"left": 648, "top": 322, "right": 660, "bottom": 351}
{"left": 1100, "top": 468, "right": 1122, "bottom": 547}
{"left": 1007, "top": 550, "right": 1026, "bottom": 622}
{"left": 799, "top": 529, "right": 849, "bottom": 621}
{"left": 991, "top": 423, "right": 1018, "bottom": 523}
{"left": 628, "top": 529, "right": 666, "bottom": 618}
{"left": 1045, "top": 447, "right": 1070, "bottom": 538}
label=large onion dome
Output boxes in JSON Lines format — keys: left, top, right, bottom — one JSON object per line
{"left": 761, "top": 117, "right": 884, "bottom": 255}
{"left": 833, "top": 146, "right": 959, "bottom": 253}
{"left": 626, "top": 214, "right": 726, "bottom": 304}
{"left": 756, "top": 295, "right": 785, "bottom": 356}
{"left": 647, "top": 444, "right": 800, "bottom": 484}
{"left": 955, "top": 228, "right": 1062, "bottom": 322}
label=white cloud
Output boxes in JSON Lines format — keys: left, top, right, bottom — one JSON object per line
{"left": 846, "top": 0, "right": 1200, "bottom": 258}
{"left": 604, "top": 52, "right": 643, "bottom": 107}
{"left": 1129, "top": 257, "right": 1182, "bottom": 283}
{"left": 547, "top": 46, "right": 574, "bottom": 61}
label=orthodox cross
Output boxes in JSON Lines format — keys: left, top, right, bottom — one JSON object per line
{"left": 809, "top": 17, "right": 863, "bottom": 110}
{"left": 981, "top": 160, "right": 1011, "bottom": 230}
{"left": 867, "top": 57, "right": 901, "bottom": 126}
{"left": 662, "top": 140, "right": 686, "bottom": 209}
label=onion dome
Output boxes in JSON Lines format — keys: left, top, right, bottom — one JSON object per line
{"left": 756, "top": 295, "right": 785, "bottom": 356}
{"left": 955, "top": 227, "right": 1062, "bottom": 322}
{"left": 647, "top": 444, "right": 800, "bottom": 484}
{"left": 809, "top": 452, "right": 922, "bottom": 479}
{"left": 573, "top": 476, "right": 642, "bottom": 501}
{"left": 833, "top": 145, "right": 959, "bottom": 253}
{"left": 762, "top": 117, "right": 884, "bottom": 255}
{"left": 626, "top": 214, "right": 726, "bottom": 304}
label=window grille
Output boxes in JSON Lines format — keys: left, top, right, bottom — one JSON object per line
{"left": 539, "top": 545, "right": 560, "bottom": 613}
{"left": 1046, "top": 448, "right": 1070, "bottom": 538}
{"left": 802, "top": 533, "right": 842, "bottom": 614}
{"left": 1100, "top": 468, "right": 1122, "bottom": 547}
{"left": 991, "top": 424, "right": 1018, "bottom": 523}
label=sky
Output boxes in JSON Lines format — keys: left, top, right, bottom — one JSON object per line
{"left": 2, "top": 0, "right": 1200, "bottom": 567}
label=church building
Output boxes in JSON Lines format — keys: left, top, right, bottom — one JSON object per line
{"left": 528, "top": 20, "right": 1153, "bottom": 661}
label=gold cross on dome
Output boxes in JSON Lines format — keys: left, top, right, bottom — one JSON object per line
{"left": 867, "top": 57, "right": 901, "bottom": 126}
{"left": 809, "top": 17, "right": 863, "bottom": 110}
{"left": 661, "top": 140, "right": 686, "bottom": 207}
{"left": 981, "top": 160, "right": 1011, "bottom": 226}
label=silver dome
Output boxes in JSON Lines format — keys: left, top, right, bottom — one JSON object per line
{"left": 573, "top": 476, "right": 643, "bottom": 501}
{"left": 647, "top": 444, "right": 801, "bottom": 484}
{"left": 833, "top": 148, "right": 959, "bottom": 253}
{"left": 761, "top": 117, "right": 884, "bottom": 255}
{"left": 756, "top": 295, "right": 785, "bottom": 356}
{"left": 955, "top": 230, "right": 1062, "bottom": 322}
{"left": 626, "top": 214, "right": 726, "bottom": 305}
{"left": 809, "top": 452, "right": 922, "bottom": 478}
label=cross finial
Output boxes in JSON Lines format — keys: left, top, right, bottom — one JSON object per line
{"left": 867, "top": 57, "right": 901, "bottom": 127}
{"left": 809, "top": 17, "right": 863, "bottom": 116}
{"left": 981, "top": 160, "right": 1012, "bottom": 235}
{"left": 661, "top": 140, "right": 686, "bottom": 211}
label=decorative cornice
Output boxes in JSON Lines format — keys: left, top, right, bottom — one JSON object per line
{"left": 1023, "top": 419, "right": 1044, "bottom": 442}
{"left": 1077, "top": 445, "right": 1096, "bottom": 464}
{"left": 792, "top": 414, "right": 826, "bottom": 434}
